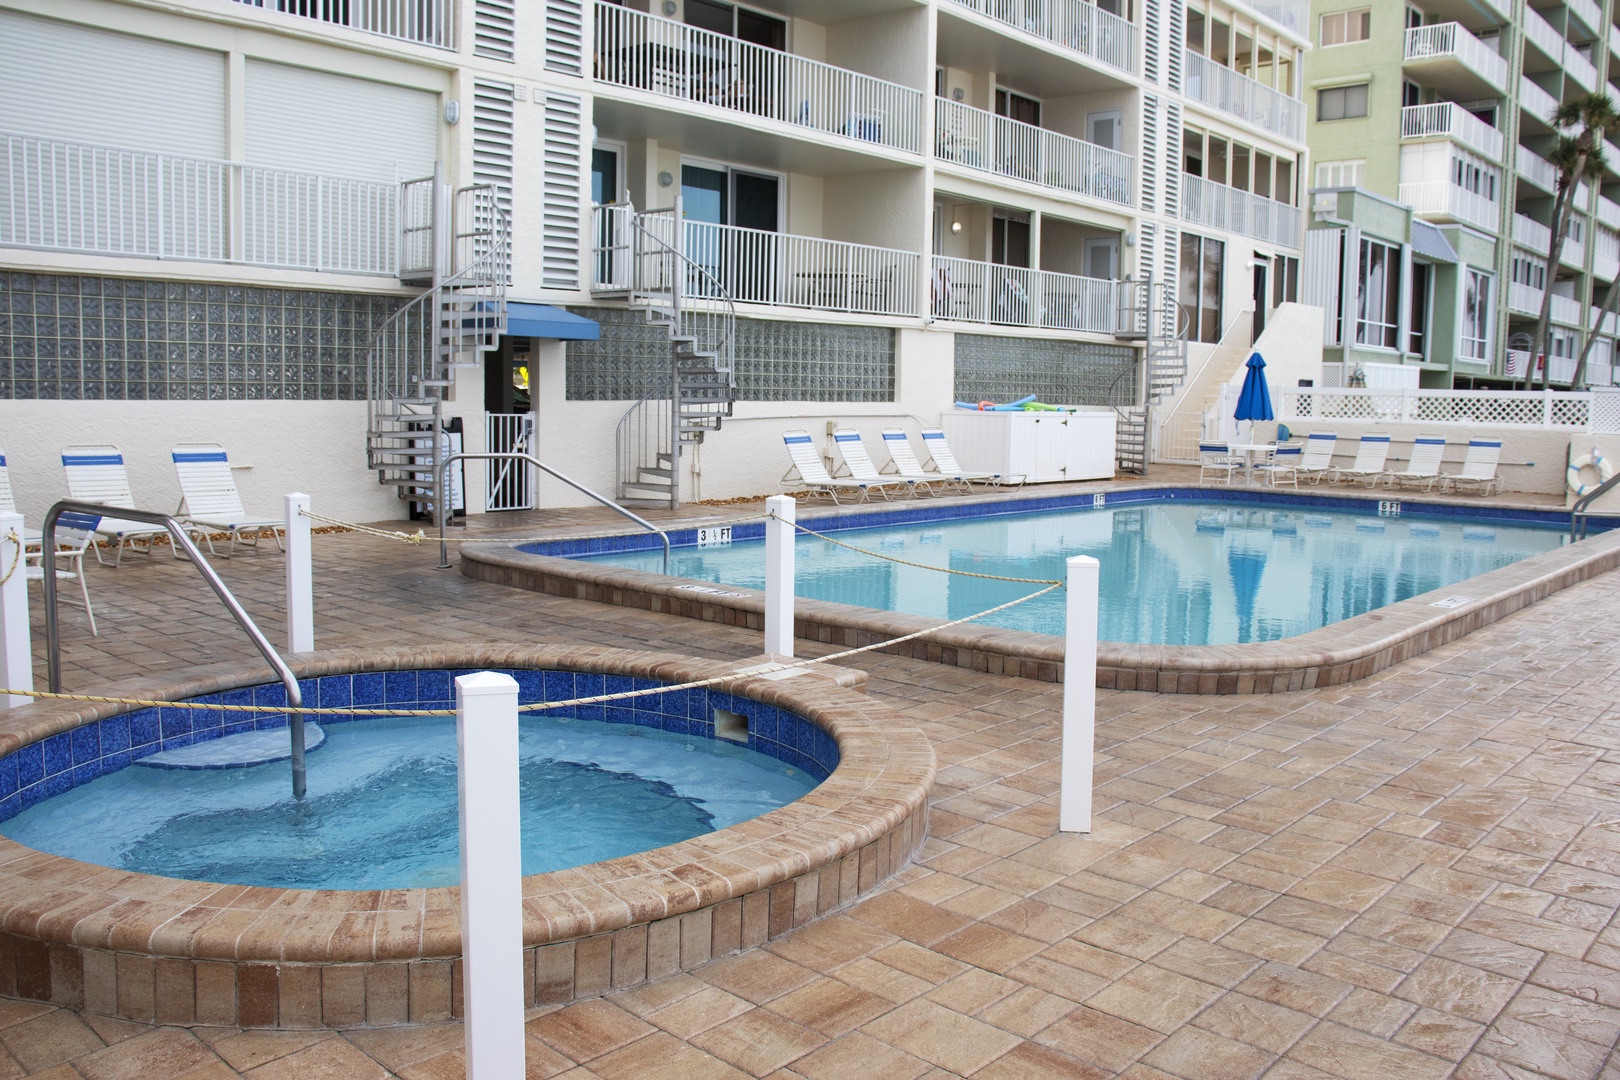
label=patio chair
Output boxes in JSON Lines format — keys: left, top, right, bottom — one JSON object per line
{"left": 880, "top": 429, "right": 971, "bottom": 495}
{"left": 1295, "top": 432, "right": 1338, "bottom": 484}
{"left": 919, "top": 427, "right": 1018, "bottom": 489}
{"left": 60, "top": 445, "right": 168, "bottom": 566}
{"left": 1253, "top": 443, "right": 1304, "bottom": 488}
{"left": 25, "top": 510, "right": 99, "bottom": 636}
{"left": 1384, "top": 435, "right": 1447, "bottom": 491}
{"left": 779, "top": 431, "right": 877, "bottom": 504}
{"left": 1198, "top": 443, "right": 1243, "bottom": 485}
{"left": 172, "top": 444, "right": 285, "bottom": 557}
{"left": 0, "top": 451, "right": 41, "bottom": 546}
{"left": 1329, "top": 433, "right": 1392, "bottom": 487}
{"left": 1443, "top": 438, "right": 1503, "bottom": 496}
{"left": 831, "top": 429, "right": 929, "bottom": 498}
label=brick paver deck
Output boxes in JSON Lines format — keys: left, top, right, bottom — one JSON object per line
{"left": 5, "top": 486, "right": 1618, "bottom": 1079}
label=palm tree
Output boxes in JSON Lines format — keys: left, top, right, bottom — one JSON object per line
{"left": 1527, "top": 93, "right": 1617, "bottom": 390}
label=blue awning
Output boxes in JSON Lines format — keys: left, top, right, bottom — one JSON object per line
{"left": 505, "top": 303, "right": 600, "bottom": 340}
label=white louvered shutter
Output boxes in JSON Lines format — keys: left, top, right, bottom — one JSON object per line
{"left": 475, "top": 0, "right": 516, "bottom": 61}
{"left": 473, "top": 80, "right": 516, "bottom": 281}
{"left": 541, "top": 92, "right": 584, "bottom": 290}
{"left": 1163, "top": 102, "right": 1183, "bottom": 218}
{"left": 1165, "top": 0, "right": 1185, "bottom": 93}
{"left": 545, "top": 0, "right": 586, "bottom": 76}
{"left": 1141, "top": 95, "right": 1160, "bottom": 215}
{"left": 1143, "top": 0, "right": 1162, "bottom": 85}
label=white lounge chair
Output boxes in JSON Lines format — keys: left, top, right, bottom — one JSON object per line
{"left": 1443, "top": 438, "right": 1503, "bottom": 496}
{"left": 0, "top": 451, "right": 40, "bottom": 546}
{"left": 1384, "top": 435, "right": 1447, "bottom": 491}
{"left": 26, "top": 510, "right": 98, "bottom": 636}
{"left": 1295, "top": 432, "right": 1338, "bottom": 484}
{"left": 1198, "top": 443, "right": 1243, "bottom": 485}
{"left": 831, "top": 429, "right": 929, "bottom": 498}
{"left": 60, "top": 445, "right": 167, "bottom": 565}
{"left": 1330, "top": 433, "right": 1392, "bottom": 487}
{"left": 918, "top": 427, "right": 1016, "bottom": 489}
{"left": 779, "top": 431, "right": 877, "bottom": 504}
{"left": 881, "top": 429, "right": 973, "bottom": 495}
{"left": 172, "top": 444, "right": 285, "bottom": 557}
{"left": 1254, "top": 443, "right": 1304, "bottom": 488}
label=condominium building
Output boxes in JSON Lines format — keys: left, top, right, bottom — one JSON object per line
{"left": 1304, "top": 0, "right": 1620, "bottom": 388}
{"left": 0, "top": 0, "right": 1313, "bottom": 519}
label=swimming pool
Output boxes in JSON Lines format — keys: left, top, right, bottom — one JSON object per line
{"left": 567, "top": 500, "right": 1567, "bottom": 646}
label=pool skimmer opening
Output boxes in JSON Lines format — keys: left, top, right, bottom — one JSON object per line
{"left": 714, "top": 708, "right": 748, "bottom": 743}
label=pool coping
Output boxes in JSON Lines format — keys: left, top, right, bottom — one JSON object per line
{"left": 0, "top": 646, "right": 934, "bottom": 1028}
{"left": 460, "top": 486, "right": 1620, "bottom": 694}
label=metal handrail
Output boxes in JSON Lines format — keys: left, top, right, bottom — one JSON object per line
{"left": 1570, "top": 470, "right": 1620, "bottom": 540}
{"left": 39, "top": 501, "right": 308, "bottom": 799}
{"left": 435, "top": 453, "right": 671, "bottom": 573}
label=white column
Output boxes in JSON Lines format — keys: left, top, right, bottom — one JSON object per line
{"left": 1059, "top": 555, "right": 1099, "bottom": 833}
{"left": 456, "top": 671, "right": 526, "bottom": 1078}
{"left": 764, "top": 495, "right": 796, "bottom": 658}
{"left": 0, "top": 513, "right": 31, "bottom": 710}
{"left": 284, "top": 494, "right": 313, "bottom": 653}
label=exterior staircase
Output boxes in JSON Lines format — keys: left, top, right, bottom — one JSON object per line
{"left": 365, "top": 169, "right": 509, "bottom": 516}
{"left": 1111, "top": 276, "right": 1190, "bottom": 474}
{"left": 591, "top": 200, "right": 738, "bottom": 508}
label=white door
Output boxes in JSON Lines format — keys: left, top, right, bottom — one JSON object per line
{"left": 1086, "top": 110, "right": 1123, "bottom": 150}
{"left": 1084, "top": 238, "right": 1120, "bottom": 279}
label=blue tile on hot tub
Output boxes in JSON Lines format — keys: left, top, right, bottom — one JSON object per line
{"left": 102, "top": 750, "right": 131, "bottom": 775}
{"left": 418, "top": 670, "right": 451, "bottom": 703}
{"left": 296, "top": 678, "right": 319, "bottom": 708}
{"left": 42, "top": 733, "right": 72, "bottom": 777}
{"left": 384, "top": 670, "right": 417, "bottom": 705}
{"left": 541, "top": 670, "right": 572, "bottom": 704}
{"left": 45, "top": 771, "right": 73, "bottom": 797}
{"left": 70, "top": 761, "right": 100, "bottom": 787}
{"left": 18, "top": 782, "right": 44, "bottom": 811}
{"left": 351, "top": 673, "right": 385, "bottom": 708}
{"left": 254, "top": 683, "right": 288, "bottom": 710}
{"left": 0, "top": 795, "right": 17, "bottom": 822}
{"left": 71, "top": 725, "right": 99, "bottom": 766}
{"left": 319, "top": 676, "right": 352, "bottom": 709}
{"left": 574, "top": 673, "right": 605, "bottom": 701}
{"left": 160, "top": 707, "right": 191, "bottom": 741}
{"left": 12, "top": 745, "right": 42, "bottom": 787}
{"left": 603, "top": 704, "right": 634, "bottom": 727}
{"left": 254, "top": 712, "right": 287, "bottom": 732}
{"left": 0, "top": 757, "right": 16, "bottom": 800}
{"left": 514, "top": 669, "right": 545, "bottom": 704}
{"left": 605, "top": 675, "right": 635, "bottom": 699}
{"left": 222, "top": 688, "right": 255, "bottom": 713}
{"left": 129, "top": 709, "right": 160, "bottom": 748}
{"left": 575, "top": 704, "right": 606, "bottom": 724}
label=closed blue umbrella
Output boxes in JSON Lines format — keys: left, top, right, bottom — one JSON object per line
{"left": 1234, "top": 351, "right": 1274, "bottom": 441}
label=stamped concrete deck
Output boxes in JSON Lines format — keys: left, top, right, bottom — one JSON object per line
{"left": 5, "top": 480, "right": 1620, "bottom": 1079}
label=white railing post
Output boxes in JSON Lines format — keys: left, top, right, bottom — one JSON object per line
{"left": 285, "top": 494, "right": 314, "bottom": 653}
{"left": 1060, "top": 555, "right": 1099, "bottom": 834}
{"left": 456, "top": 671, "right": 527, "bottom": 1078}
{"left": 764, "top": 495, "right": 796, "bottom": 658}
{"left": 0, "top": 513, "right": 32, "bottom": 711}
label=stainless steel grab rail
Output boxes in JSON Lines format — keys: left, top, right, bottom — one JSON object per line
{"left": 1570, "top": 470, "right": 1620, "bottom": 540}
{"left": 39, "top": 501, "right": 308, "bottom": 799}
{"left": 434, "top": 452, "right": 671, "bottom": 574}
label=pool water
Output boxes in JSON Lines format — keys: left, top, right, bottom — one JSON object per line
{"left": 577, "top": 502, "right": 1566, "bottom": 645}
{"left": 0, "top": 714, "right": 817, "bottom": 890}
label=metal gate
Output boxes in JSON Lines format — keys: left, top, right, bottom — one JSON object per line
{"left": 484, "top": 413, "right": 535, "bottom": 510}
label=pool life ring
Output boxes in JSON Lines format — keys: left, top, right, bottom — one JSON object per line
{"left": 1567, "top": 449, "right": 1615, "bottom": 496}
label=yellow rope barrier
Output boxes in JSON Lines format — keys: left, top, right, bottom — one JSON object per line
{"left": 0, "top": 531, "right": 20, "bottom": 586}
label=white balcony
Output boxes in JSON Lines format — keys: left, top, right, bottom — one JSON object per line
{"left": 1513, "top": 213, "right": 1552, "bottom": 251}
{"left": 934, "top": 100, "right": 1134, "bottom": 206}
{"left": 227, "top": 0, "right": 452, "bottom": 48}
{"left": 1552, "top": 292, "right": 1582, "bottom": 325}
{"left": 1595, "top": 226, "right": 1620, "bottom": 280}
{"left": 1403, "top": 23, "right": 1509, "bottom": 98}
{"left": 681, "top": 220, "right": 920, "bottom": 317}
{"left": 1400, "top": 103, "right": 1503, "bottom": 161}
{"left": 1599, "top": 195, "right": 1620, "bottom": 229}
{"left": 1515, "top": 145, "right": 1558, "bottom": 193}
{"left": 0, "top": 131, "right": 399, "bottom": 275}
{"left": 1398, "top": 179, "right": 1499, "bottom": 231}
{"left": 1563, "top": 226, "right": 1586, "bottom": 267}
{"left": 1509, "top": 280, "right": 1543, "bottom": 316}
{"left": 1519, "top": 76, "right": 1559, "bottom": 131}
{"left": 1234, "top": 0, "right": 1310, "bottom": 36}
{"left": 1183, "top": 51, "right": 1306, "bottom": 143}
{"left": 593, "top": 3, "right": 923, "bottom": 156}
{"left": 1565, "top": 46, "right": 1599, "bottom": 93}
{"left": 1523, "top": 8, "right": 1564, "bottom": 63}
{"left": 1568, "top": 0, "right": 1601, "bottom": 35}
{"left": 931, "top": 255, "right": 1123, "bottom": 333}
{"left": 1181, "top": 173, "right": 1302, "bottom": 248}
{"left": 944, "top": 0, "right": 1139, "bottom": 77}
{"left": 1611, "top": 21, "right": 1620, "bottom": 60}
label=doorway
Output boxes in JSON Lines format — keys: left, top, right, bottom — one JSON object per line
{"left": 1084, "top": 237, "right": 1120, "bottom": 279}
{"left": 483, "top": 336, "right": 536, "bottom": 511}
{"left": 1251, "top": 256, "right": 1269, "bottom": 340}
{"left": 681, "top": 162, "right": 782, "bottom": 301}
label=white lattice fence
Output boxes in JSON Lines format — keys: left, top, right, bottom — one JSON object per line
{"left": 1280, "top": 389, "right": 1595, "bottom": 429}
{"left": 1593, "top": 388, "right": 1620, "bottom": 433}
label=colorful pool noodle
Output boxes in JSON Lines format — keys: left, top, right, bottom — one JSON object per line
{"left": 954, "top": 395, "right": 1039, "bottom": 411}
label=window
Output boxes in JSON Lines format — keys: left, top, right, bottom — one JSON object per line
{"left": 995, "top": 88, "right": 1040, "bottom": 126}
{"left": 1315, "top": 159, "right": 1367, "bottom": 187}
{"left": 684, "top": 0, "right": 785, "bottom": 48}
{"left": 1407, "top": 261, "right": 1430, "bottom": 357}
{"left": 1273, "top": 255, "right": 1299, "bottom": 307}
{"left": 1179, "top": 232, "right": 1225, "bottom": 344}
{"left": 1462, "top": 269, "right": 1492, "bottom": 361}
{"left": 1320, "top": 7, "right": 1371, "bottom": 46}
{"left": 1356, "top": 238, "right": 1401, "bottom": 349}
{"left": 1451, "top": 152, "right": 1499, "bottom": 200}
{"left": 1511, "top": 253, "right": 1545, "bottom": 290}
{"left": 1318, "top": 84, "right": 1369, "bottom": 120}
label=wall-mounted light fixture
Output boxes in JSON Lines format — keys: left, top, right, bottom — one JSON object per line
{"left": 1124, "top": 231, "right": 1136, "bottom": 247}
{"left": 662, "top": 0, "right": 677, "bottom": 13}
{"left": 658, "top": 170, "right": 675, "bottom": 188}
{"left": 444, "top": 100, "right": 461, "bottom": 125}
{"left": 952, "top": 87, "right": 965, "bottom": 101}
{"left": 950, "top": 220, "right": 963, "bottom": 234}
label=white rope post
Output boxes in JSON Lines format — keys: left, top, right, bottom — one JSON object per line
{"left": 1060, "top": 555, "right": 1099, "bottom": 833}
{"left": 0, "top": 514, "right": 32, "bottom": 711}
{"left": 456, "top": 671, "right": 526, "bottom": 1077}
{"left": 285, "top": 494, "right": 313, "bottom": 653}
{"left": 764, "top": 494, "right": 796, "bottom": 657}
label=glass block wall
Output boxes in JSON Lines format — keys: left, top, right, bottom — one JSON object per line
{"left": 0, "top": 271, "right": 404, "bottom": 401}
{"left": 566, "top": 307, "right": 895, "bottom": 403}
{"left": 954, "top": 334, "right": 1137, "bottom": 406}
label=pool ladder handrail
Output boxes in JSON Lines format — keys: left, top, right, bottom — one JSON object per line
{"left": 38, "top": 500, "right": 309, "bottom": 799}
{"left": 434, "top": 452, "right": 671, "bottom": 573}
{"left": 1570, "top": 469, "right": 1620, "bottom": 540}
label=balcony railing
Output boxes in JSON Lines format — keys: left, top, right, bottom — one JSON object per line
{"left": 1595, "top": 226, "right": 1620, "bottom": 280}
{"left": 1183, "top": 51, "right": 1305, "bottom": 142}
{"left": 1565, "top": 46, "right": 1599, "bottom": 92}
{"left": 944, "top": 0, "right": 1138, "bottom": 76}
{"left": 1398, "top": 180, "right": 1499, "bottom": 231}
{"left": 0, "top": 131, "right": 398, "bottom": 275}
{"left": 1516, "top": 145, "right": 1558, "bottom": 193}
{"left": 1611, "top": 22, "right": 1620, "bottom": 60}
{"left": 1181, "top": 173, "right": 1301, "bottom": 248}
{"left": 1523, "top": 8, "right": 1563, "bottom": 61}
{"left": 1237, "top": 0, "right": 1310, "bottom": 36}
{"left": 1599, "top": 195, "right": 1620, "bottom": 230}
{"left": 669, "top": 219, "right": 920, "bottom": 317}
{"left": 1509, "top": 280, "right": 1543, "bottom": 316}
{"left": 934, "top": 99, "right": 1133, "bottom": 206}
{"left": 593, "top": 3, "right": 922, "bottom": 155}
{"left": 228, "top": 0, "right": 452, "bottom": 49}
{"left": 1403, "top": 23, "right": 1509, "bottom": 94}
{"left": 1513, "top": 213, "right": 1551, "bottom": 251}
{"left": 1552, "top": 292, "right": 1582, "bottom": 325}
{"left": 931, "top": 255, "right": 1123, "bottom": 333}
{"left": 1519, "top": 76, "right": 1558, "bottom": 128}
{"left": 1399, "top": 102, "right": 1502, "bottom": 160}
